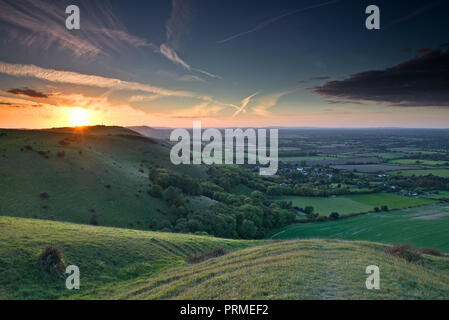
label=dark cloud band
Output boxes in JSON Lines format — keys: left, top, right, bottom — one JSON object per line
{"left": 7, "top": 87, "right": 50, "bottom": 98}
{"left": 312, "top": 46, "right": 449, "bottom": 107}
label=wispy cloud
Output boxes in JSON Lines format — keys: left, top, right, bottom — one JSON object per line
{"left": 0, "top": 0, "right": 154, "bottom": 57}
{"left": 159, "top": 43, "right": 191, "bottom": 70}
{"left": 170, "top": 100, "right": 226, "bottom": 119}
{"left": 251, "top": 91, "right": 293, "bottom": 116}
{"left": 177, "top": 74, "right": 206, "bottom": 82}
{"left": 229, "top": 93, "right": 258, "bottom": 118}
{"left": 155, "top": 0, "right": 221, "bottom": 79}
{"left": 217, "top": 0, "right": 339, "bottom": 44}
{"left": 0, "top": 60, "right": 208, "bottom": 100}
{"left": 194, "top": 68, "right": 223, "bottom": 80}
{"left": 155, "top": 0, "right": 194, "bottom": 70}
{"left": 0, "top": 93, "right": 43, "bottom": 108}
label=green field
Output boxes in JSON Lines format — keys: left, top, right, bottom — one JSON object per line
{"left": 346, "top": 193, "right": 436, "bottom": 210}
{"left": 271, "top": 204, "right": 449, "bottom": 252}
{"left": 2, "top": 216, "right": 449, "bottom": 300}
{"left": 272, "top": 193, "right": 436, "bottom": 216}
{"left": 423, "top": 191, "right": 449, "bottom": 200}
{"left": 279, "top": 156, "right": 339, "bottom": 162}
{"left": 346, "top": 152, "right": 407, "bottom": 159}
{"left": 389, "top": 159, "right": 449, "bottom": 166}
{"left": 272, "top": 196, "right": 372, "bottom": 216}
{"left": 393, "top": 169, "right": 449, "bottom": 177}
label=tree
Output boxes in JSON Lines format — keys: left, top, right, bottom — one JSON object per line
{"left": 304, "top": 206, "right": 314, "bottom": 215}
{"left": 238, "top": 219, "right": 257, "bottom": 239}
{"left": 163, "top": 186, "right": 184, "bottom": 207}
{"left": 157, "top": 219, "right": 172, "bottom": 231}
{"left": 148, "top": 184, "right": 163, "bottom": 198}
{"left": 174, "top": 218, "right": 188, "bottom": 233}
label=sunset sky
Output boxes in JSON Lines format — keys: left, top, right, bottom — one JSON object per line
{"left": 1, "top": 0, "right": 449, "bottom": 129}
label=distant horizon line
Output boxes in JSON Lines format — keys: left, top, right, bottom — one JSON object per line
{"left": 2, "top": 124, "right": 449, "bottom": 130}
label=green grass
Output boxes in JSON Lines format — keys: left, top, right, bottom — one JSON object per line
{"left": 272, "top": 195, "right": 373, "bottom": 216}
{"left": 346, "top": 193, "right": 436, "bottom": 210}
{"left": 104, "top": 239, "right": 449, "bottom": 300}
{"left": 0, "top": 216, "right": 254, "bottom": 299}
{"left": 272, "top": 193, "right": 436, "bottom": 216}
{"left": 2, "top": 216, "right": 449, "bottom": 299}
{"left": 0, "top": 127, "right": 208, "bottom": 229}
{"left": 393, "top": 169, "right": 449, "bottom": 177}
{"left": 271, "top": 204, "right": 449, "bottom": 252}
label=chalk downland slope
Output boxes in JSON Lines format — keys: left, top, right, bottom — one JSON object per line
{"left": 0, "top": 216, "right": 254, "bottom": 299}
{"left": 2, "top": 217, "right": 449, "bottom": 300}
{"left": 0, "top": 126, "right": 207, "bottom": 229}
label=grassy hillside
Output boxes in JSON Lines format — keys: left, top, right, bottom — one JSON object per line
{"left": 0, "top": 127, "right": 207, "bottom": 229}
{"left": 0, "top": 216, "right": 254, "bottom": 299}
{"left": 270, "top": 204, "right": 449, "bottom": 252}
{"left": 2, "top": 216, "right": 449, "bottom": 300}
{"left": 111, "top": 240, "right": 449, "bottom": 300}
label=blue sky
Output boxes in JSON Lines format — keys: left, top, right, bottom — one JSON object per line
{"left": 0, "top": 0, "right": 449, "bottom": 128}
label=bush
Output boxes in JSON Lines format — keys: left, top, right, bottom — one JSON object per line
{"left": 186, "top": 247, "right": 226, "bottom": 264}
{"left": 420, "top": 248, "right": 442, "bottom": 256}
{"left": 39, "top": 246, "right": 65, "bottom": 274}
{"left": 148, "top": 184, "right": 163, "bottom": 198}
{"left": 384, "top": 243, "right": 422, "bottom": 263}
{"left": 374, "top": 207, "right": 380, "bottom": 212}
{"left": 157, "top": 219, "right": 173, "bottom": 231}
{"left": 304, "top": 206, "right": 314, "bottom": 215}
{"left": 381, "top": 205, "right": 389, "bottom": 212}
{"left": 89, "top": 214, "right": 99, "bottom": 226}
{"left": 329, "top": 212, "right": 340, "bottom": 220}
{"left": 40, "top": 192, "right": 50, "bottom": 200}
{"left": 58, "top": 139, "right": 69, "bottom": 146}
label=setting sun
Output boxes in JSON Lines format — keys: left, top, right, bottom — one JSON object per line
{"left": 69, "top": 108, "right": 90, "bottom": 127}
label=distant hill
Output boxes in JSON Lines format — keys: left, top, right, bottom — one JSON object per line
{"left": 2, "top": 216, "right": 449, "bottom": 300}
{"left": 0, "top": 126, "right": 207, "bottom": 229}
{"left": 128, "top": 126, "right": 173, "bottom": 140}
